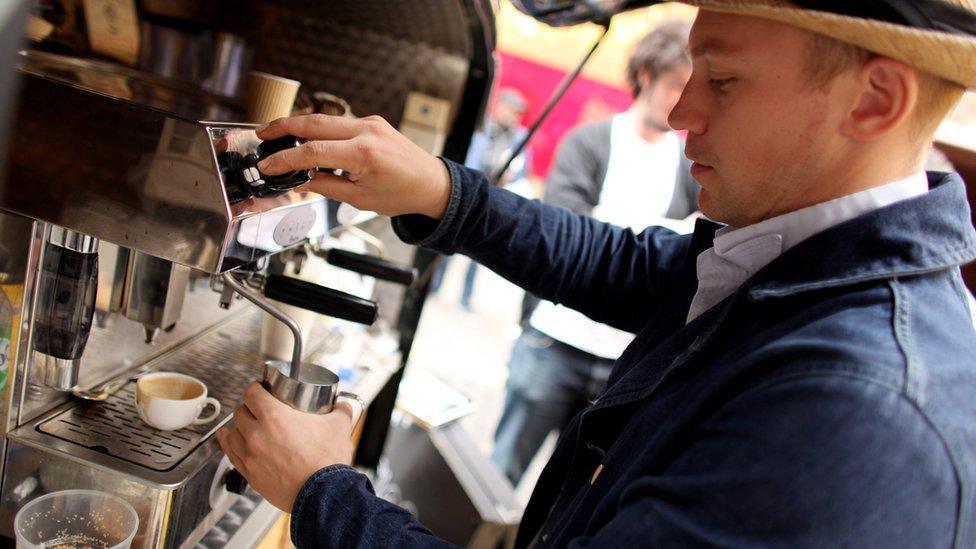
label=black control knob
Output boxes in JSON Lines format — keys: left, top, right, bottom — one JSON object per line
{"left": 254, "top": 135, "right": 315, "bottom": 196}
{"left": 219, "top": 135, "right": 314, "bottom": 201}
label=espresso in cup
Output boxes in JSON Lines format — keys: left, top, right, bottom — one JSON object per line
{"left": 135, "top": 372, "right": 220, "bottom": 431}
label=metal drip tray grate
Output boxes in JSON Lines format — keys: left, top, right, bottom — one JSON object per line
{"left": 39, "top": 314, "right": 264, "bottom": 470}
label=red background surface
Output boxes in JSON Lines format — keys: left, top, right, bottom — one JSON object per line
{"left": 495, "top": 52, "right": 632, "bottom": 180}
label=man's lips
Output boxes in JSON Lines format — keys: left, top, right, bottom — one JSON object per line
{"left": 690, "top": 162, "right": 714, "bottom": 179}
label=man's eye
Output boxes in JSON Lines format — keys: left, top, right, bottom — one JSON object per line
{"left": 708, "top": 77, "right": 735, "bottom": 90}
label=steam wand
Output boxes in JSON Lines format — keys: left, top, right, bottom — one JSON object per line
{"left": 220, "top": 273, "right": 303, "bottom": 379}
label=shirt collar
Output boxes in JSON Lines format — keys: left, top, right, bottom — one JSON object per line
{"left": 686, "top": 172, "right": 932, "bottom": 323}
{"left": 712, "top": 172, "right": 929, "bottom": 258}
{"left": 747, "top": 172, "right": 976, "bottom": 300}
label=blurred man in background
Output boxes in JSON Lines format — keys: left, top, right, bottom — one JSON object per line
{"left": 493, "top": 20, "right": 698, "bottom": 486}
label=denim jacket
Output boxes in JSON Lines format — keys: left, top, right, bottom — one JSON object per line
{"left": 292, "top": 160, "right": 976, "bottom": 548}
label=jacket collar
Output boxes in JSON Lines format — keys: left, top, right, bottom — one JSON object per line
{"left": 745, "top": 172, "right": 976, "bottom": 300}
{"left": 593, "top": 172, "right": 975, "bottom": 410}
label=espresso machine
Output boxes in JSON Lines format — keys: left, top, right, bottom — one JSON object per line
{"left": 0, "top": 0, "right": 494, "bottom": 546}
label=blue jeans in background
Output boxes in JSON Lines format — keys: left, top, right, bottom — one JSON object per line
{"left": 431, "top": 256, "right": 479, "bottom": 309}
{"left": 492, "top": 327, "right": 614, "bottom": 486}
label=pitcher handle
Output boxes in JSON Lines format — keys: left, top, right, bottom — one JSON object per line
{"left": 337, "top": 391, "right": 367, "bottom": 434}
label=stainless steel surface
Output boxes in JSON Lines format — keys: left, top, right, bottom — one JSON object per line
{"left": 18, "top": 50, "right": 240, "bottom": 119}
{"left": 4, "top": 53, "right": 331, "bottom": 273}
{"left": 18, "top": 262, "right": 238, "bottom": 428}
{"left": 8, "top": 218, "right": 45, "bottom": 434}
{"left": 32, "top": 227, "right": 99, "bottom": 391}
{"left": 43, "top": 388, "right": 229, "bottom": 471}
{"left": 70, "top": 376, "right": 128, "bottom": 401}
{"left": 0, "top": 0, "right": 25, "bottom": 191}
{"left": 95, "top": 244, "right": 131, "bottom": 316}
{"left": 262, "top": 360, "right": 364, "bottom": 418}
{"left": 1, "top": 309, "right": 345, "bottom": 547}
{"left": 123, "top": 253, "right": 191, "bottom": 344}
{"left": 138, "top": 22, "right": 251, "bottom": 99}
{"left": 15, "top": 309, "right": 261, "bottom": 476}
{"left": 222, "top": 273, "right": 302, "bottom": 375}
{"left": 1, "top": 441, "right": 180, "bottom": 548}
{"left": 71, "top": 365, "right": 151, "bottom": 402}
{"left": 48, "top": 227, "right": 98, "bottom": 254}
{"left": 35, "top": 354, "right": 79, "bottom": 391}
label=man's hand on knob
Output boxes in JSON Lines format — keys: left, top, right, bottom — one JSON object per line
{"left": 216, "top": 381, "right": 355, "bottom": 512}
{"left": 256, "top": 114, "right": 452, "bottom": 219}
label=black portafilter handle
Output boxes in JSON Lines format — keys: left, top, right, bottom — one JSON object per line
{"left": 320, "top": 249, "right": 418, "bottom": 286}
{"left": 263, "top": 274, "right": 378, "bottom": 325}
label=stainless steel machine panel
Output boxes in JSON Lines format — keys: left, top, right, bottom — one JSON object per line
{"left": 0, "top": 309, "right": 341, "bottom": 546}
{"left": 40, "top": 388, "right": 214, "bottom": 470}
{"left": 2, "top": 52, "right": 330, "bottom": 274}
{"left": 36, "top": 320, "right": 342, "bottom": 471}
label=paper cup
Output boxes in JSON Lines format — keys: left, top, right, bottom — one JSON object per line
{"left": 246, "top": 71, "right": 301, "bottom": 123}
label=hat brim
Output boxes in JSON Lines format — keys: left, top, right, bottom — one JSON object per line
{"left": 681, "top": 0, "right": 976, "bottom": 89}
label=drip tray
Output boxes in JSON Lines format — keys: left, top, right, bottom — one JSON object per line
{"left": 38, "top": 316, "right": 264, "bottom": 470}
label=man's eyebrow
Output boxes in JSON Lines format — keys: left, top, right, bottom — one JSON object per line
{"left": 688, "top": 40, "right": 741, "bottom": 58}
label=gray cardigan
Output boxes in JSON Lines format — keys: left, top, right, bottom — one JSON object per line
{"left": 543, "top": 119, "right": 699, "bottom": 218}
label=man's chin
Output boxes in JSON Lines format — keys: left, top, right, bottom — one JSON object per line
{"left": 697, "top": 188, "right": 716, "bottom": 217}
{"left": 697, "top": 191, "right": 732, "bottom": 226}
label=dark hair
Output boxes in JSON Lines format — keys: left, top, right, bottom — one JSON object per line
{"left": 626, "top": 20, "right": 692, "bottom": 99}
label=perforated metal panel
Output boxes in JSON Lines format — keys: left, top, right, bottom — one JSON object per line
{"left": 38, "top": 313, "right": 342, "bottom": 471}
{"left": 248, "top": 10, "right": 471, "bottom": 128}
{"left": 139, "top": 0, "right": 478, "bottom": 128}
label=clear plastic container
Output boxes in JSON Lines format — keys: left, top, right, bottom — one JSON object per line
{"left": 14, "top": 489, "right": 139, "bottom": 549}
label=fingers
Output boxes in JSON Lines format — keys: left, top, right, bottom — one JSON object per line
{"left": 233, "top": 403, "right": 259, "bottom": 437}
{"left": 257, "top": 138, "right": 365, "bottom": 176}
{"left": 242, "top": 381, "right": 287, "bottom": 420}
{"left": 256, "top": 114, "right": 365, "bottom": 142}
{"left": 304, "top": 172, "right": 361, "bottom": 205}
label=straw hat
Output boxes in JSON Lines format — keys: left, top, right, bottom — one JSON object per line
{"left": 680, "top": 0, "right": 976, "bottom": 89}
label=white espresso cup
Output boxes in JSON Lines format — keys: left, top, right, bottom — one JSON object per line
{"left": 135, "top": 372, "right": 221, "bottom": 431}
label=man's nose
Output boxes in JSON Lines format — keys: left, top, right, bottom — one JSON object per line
{"left": 668, "top": 89, "right": 705, "bottom": 135}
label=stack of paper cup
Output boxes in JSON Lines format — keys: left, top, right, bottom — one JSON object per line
{"left": 245, "top": 71, "right": 301, "bottom": 123}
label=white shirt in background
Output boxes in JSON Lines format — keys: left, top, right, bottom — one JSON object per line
{"left": 686, "top": 173, "right": 930, "bottom": 323}
{"left": 530, "top": 113, "right": 686, "bottom": 359}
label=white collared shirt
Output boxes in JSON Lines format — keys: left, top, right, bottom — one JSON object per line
{"left": 529, "top": 115, "right": 687, "bottom": 359}
{"left": 686, "top": 173, "right": 930, "bottom": 323}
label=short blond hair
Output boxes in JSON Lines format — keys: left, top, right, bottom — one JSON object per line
{"left": 803, "top": 32, "right": 964, "bottom": 139}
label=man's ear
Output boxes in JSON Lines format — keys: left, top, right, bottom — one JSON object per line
{"left": 637, "top": 69, "right": 654, "bottom": 96}
{"left": 841, "top": 57, "right": 919, "bottom": 141}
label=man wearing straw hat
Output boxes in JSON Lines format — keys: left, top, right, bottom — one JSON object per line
{"left": 217, "top": 1, "right": 976, "bottom": 546}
